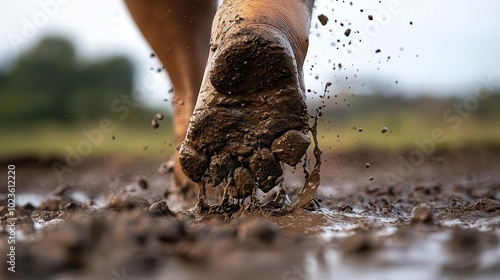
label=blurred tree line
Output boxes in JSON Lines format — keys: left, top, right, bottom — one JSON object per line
{"left": 320, "top": 93, "right": 500, "bottom": 122}
{"left": 0, "top": 36, "right": 161, "bottom": 128}
{"left": 1, "top": 35, "right": 497, "bottom": 135}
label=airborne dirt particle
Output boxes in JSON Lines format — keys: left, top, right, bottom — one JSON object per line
{"left": 318, "top": 14, "right": 329, "bottom": 26}
{"left": 151, "top": 119, "right": 159, "bottom": 129}
{"left": 155, "top": 113, "right": 164, "bottom": 120}
{"left": 380, "top": 127, "right": 388, "bottom": 133}
{"left": 368, "top": 15, "right": 373, "bottom": 20}
{"left": 344, "top": 28, "right": 351, "bottom": 37}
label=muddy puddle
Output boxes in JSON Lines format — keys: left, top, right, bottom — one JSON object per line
{"left": 2, "top": 149, "right": 500, "bottom": 279}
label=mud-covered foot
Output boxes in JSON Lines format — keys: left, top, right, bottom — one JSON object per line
{"left": 179, "top": 0, "right": 314, "bottom": 198}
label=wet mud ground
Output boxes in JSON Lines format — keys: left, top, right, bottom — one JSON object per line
{"left": 1, "top": 147, "right": 500, "bottom": 280}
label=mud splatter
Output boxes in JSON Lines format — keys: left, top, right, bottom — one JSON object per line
{"left": 318, "top": 14, "right": 329, "bottom": 26}
{"left": 293, "top": 116, "right": 322, "bottom": 209}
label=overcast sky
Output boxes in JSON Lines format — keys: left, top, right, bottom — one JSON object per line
{"left": 1, "top": 0, "right": 499, "bottom": 106}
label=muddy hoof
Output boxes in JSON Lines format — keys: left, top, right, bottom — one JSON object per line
{"left": 179, "top": 24, "right": 309, "bottom": 197}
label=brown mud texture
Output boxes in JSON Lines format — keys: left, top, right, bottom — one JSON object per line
{"left": 2, "top": 147, "right": 500, "bottom": 280}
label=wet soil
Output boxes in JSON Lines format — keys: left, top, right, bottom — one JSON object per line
{"left": 2, "top": 147, "right": 500, "bottom": 279}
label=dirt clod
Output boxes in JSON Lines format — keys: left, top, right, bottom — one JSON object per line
{"left": 271, "top": 130, "right": 310, "bottom": 166}
{"left": 148, "top": 201, "right": 175, "bottom": 217}
{"left": 465, "top": 198, "right": 500, "bottom": 213}
{"left": 24, "top": 203, "right": 35, "bottom": 211}
{"left": 318, "top": 14, "right": 329, "bottom": 26}
{"left": 209, "top": 154, "right": 232, "bottom": 186}
{"left": 411, "top": 204, "right": 434, "bottom": 225}
{"left": 230, "top": 167, "right": 255, "bottom": 198}
{"left": 238, "top": 220, "right": 279, "bottom": 245}
{"left": 179, "top": 144, "right": 208, "bottom": 182}
{"left": 151, "top": 119, "right": 159, "bottom": 129}
{"left": 249, "top": 148, "right": 283, "bottom": 192}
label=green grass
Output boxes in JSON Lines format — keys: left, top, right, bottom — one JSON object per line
{"left": 2, "top": 107, "right": 499, "bottom": 160}
{"left": 316, "top": 112, "right": 500, "bottom": 151}
{"left": 2, "top": 122, "right": 176, "bottom": 160}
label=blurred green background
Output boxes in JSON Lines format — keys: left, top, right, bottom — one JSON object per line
{"left": 1, "top": 36, "right": 499, "bottom": 161}
{"left": 0, "top": 36, "right": 174, "bottom": 160}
